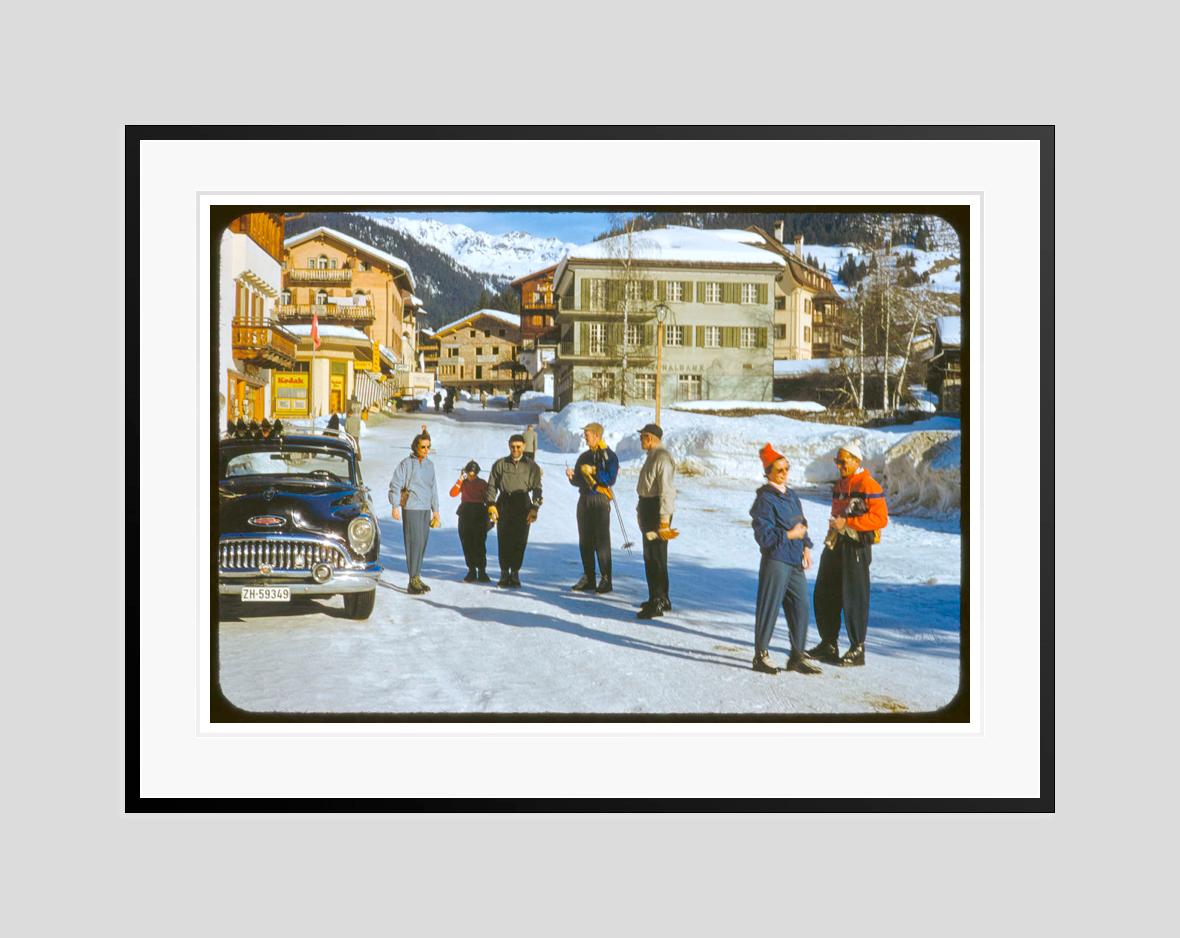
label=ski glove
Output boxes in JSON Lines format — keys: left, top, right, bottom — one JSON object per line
{"left": 580, "top": 464, "right": 596, "bottom": 481}
{"left": 487, "top": 505, "right": 499, "bottom": 523}
{"left": 526, "top": 508, "right": 539, "bottom": 525}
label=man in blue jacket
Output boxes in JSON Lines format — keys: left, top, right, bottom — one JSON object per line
{"left": 566, "top": 421, "right": 619, "bottom": 593}
{"left": 748, "top": 443, "right": 821, "bottom": 675}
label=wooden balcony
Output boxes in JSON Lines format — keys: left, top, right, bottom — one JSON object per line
{"left": 231, "top": 319, "right": 298, "bottom": 368}
{"left": 287, "top": 268, "right": 353, "bottom": 285}
{"left": 274, "top": 304, "right": 375, "bottom": 326}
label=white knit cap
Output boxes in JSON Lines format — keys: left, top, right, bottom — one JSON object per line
{"left": 838, "top": 441, "right": 864, "bottom": 461}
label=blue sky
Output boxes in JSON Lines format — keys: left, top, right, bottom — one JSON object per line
{"left": 373, "top": 211, "right": 629, "bottom": 244}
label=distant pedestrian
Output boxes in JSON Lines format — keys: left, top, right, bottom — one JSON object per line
{"left": 444, "top": 389, "right": 454, "bottom": 414}
{"left": 480, "top": 389, "right": 488, "bottom": 409}
{"left": 566, "top": 421, "right": 618, "bottom": 594}
{"left": 450, "top": 460, "right": 491, "bottom": 582}
{"left": 635, "top": 423, "right": 678, "bottom": 619}
{"left": 485, "top": 433, "right": 543, "bottom": 587}
{"left": 433, "top": 390, "right": 442, "bottom": 412}
{"left": 808, "top": 442, "right": 889, "bottom": 667}
{"left": 749, "top": 443, "right": 820, "bottom": 675}
{"left": 388, "top": 431, "right": 441, "bottom": 595}
{"left": 522, "top": 424, "right": 538, "bottom": 462}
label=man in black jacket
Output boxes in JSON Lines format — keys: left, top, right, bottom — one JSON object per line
{"left": 485, "top": 434, "right": 544, "bottom": 587}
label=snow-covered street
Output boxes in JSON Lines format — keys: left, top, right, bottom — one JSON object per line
{"left": 218, "top": 402, "right": 961, "bottom": 715}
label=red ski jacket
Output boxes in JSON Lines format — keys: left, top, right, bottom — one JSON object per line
{"left": 830, "top": 467, "right": 888, "bottom": 534}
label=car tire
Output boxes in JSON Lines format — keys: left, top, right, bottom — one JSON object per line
{"left": 343, "top": 589, "right": 376, "bottom": 620}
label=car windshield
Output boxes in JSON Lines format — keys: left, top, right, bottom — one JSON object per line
{"left": 222, "top": 447, "right": 354, "bottom": 484}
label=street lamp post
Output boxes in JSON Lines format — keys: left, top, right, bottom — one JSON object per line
{"left": 652, "top": 302, "right": 670, "bottom": 425}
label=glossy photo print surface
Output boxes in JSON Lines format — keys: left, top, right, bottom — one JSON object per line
{"left": 212, "top": 205, "right": 968, "bottom": 722}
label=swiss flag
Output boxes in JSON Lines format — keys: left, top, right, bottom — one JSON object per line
{"left": 311, "top": 310, "right": 321, "bottom": 350}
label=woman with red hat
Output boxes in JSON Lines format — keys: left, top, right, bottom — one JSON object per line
{"left": 748, "top": 443, "right": 821, "bottom": 675}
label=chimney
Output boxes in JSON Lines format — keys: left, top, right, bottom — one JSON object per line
{"left": 773, "top": 220, "right": 784, "bottom": 243}
{"left": 794, "top": 234, "right": 804, "bottom": 257}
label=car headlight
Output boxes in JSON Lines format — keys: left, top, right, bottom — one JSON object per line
{"left": 347, "top": 516, "right": 376, "bottom": 554}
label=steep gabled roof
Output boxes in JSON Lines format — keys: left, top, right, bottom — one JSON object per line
{"left": 747, "top": 225, "right": 842, "bottom": 301}
{"left": 510, "top": 263, "right": 560, "bottom": 287}
{"left": 433, "top": 308, "right": 522, "bottom": 337}
{"left": 284, "top": 226, "right": 416, "bottom": 291}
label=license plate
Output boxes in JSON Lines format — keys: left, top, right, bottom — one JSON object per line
{"left": 241, "top": 586, "right": 290, "bottom": 602}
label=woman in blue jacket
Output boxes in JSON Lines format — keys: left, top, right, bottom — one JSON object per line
{"left": 749, "top": 444, "right": 821, "bottom": 676}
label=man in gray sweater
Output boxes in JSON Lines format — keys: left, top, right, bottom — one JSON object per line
{"left": 484, "top": 434, "right": 544, "bottom": 587}
{"left": 635, "top": 423, "right": 678, "bottom": 619}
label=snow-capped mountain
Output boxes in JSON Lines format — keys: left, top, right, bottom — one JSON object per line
{"left": 365, "top": 214, "right": 576, "bottom": 279}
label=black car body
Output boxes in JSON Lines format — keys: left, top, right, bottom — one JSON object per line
{"left": 218, "top": 425, "right": 381, "bottom": 618}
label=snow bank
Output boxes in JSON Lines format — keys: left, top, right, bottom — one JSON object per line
{"left": 516, "top": 391, "right": 553, "bottom": 412}
{"left": 540, "top": 400, "right": 961, "bottom": 505}
{"left": 882, "top": 431, "right": 960, "bottom": 517}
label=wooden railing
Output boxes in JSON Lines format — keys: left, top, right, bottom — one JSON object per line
{"left": 287, "top": 268, "right": 353, "bottom": 284}
{"left": 231, "top": 319, "right": 298, "bottom": 365}
{"left": 274, "top": 304, "right": 375, "bottom": 325}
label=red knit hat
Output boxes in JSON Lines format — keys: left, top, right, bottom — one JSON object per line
{"left": 759, "top": 442, "right": 785, "bottom": 471}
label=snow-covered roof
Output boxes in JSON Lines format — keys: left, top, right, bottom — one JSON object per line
{"left": 408, "top": 294, "right": 424, "bottom": 306}
{"left": 774, "top": 358, "right": 839, "bottom": 377}
{"left": 378, "top": 344, "right": 400, "bottom": 367}
{"left": 935, "top": 316, "right": 961, "bottom": 348}
{"left": 433, "top": 308, "right": 521, "bottom": 336}
{"left": 285, "top": 324, "right": 370, "bottom": 342}
{"left": 554, "top": 226, "right": 784, "bottom": 284}
{"left": 284, "top": 226, "right": 416, "bottom": 291}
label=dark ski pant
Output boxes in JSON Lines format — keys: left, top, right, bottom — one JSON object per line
{"left": 456, "top": 502, "right": 488, "bottom": 574}
{"left": 576, "top": 490, "right": 612, "bottom": 580}
{"left": 637, "top": 496, "right": 670, "bottom": 605}
{"left": 813, "top": 536, "right": 872, "bottom": 647}
{"left": 402, "top": 509, "right": 431, "bottom": 579}
{"left": 754, "top": 557, "right": 809, "bottom": 657}
{"left": 495, "top": 491, "right": 533, "bottom": 575}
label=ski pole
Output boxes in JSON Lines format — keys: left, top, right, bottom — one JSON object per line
{"left": 608, "top": 488, "right": 635, "bottom": 556}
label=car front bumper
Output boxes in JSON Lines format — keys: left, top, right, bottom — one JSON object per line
{"left": 219, "top": 564, "right": 381, "bottom": 596}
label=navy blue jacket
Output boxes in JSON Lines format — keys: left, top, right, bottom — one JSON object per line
{"left": 750, "top": 484, "right": 813, "bottom": 567}
{"left": 570, "top": 444, "right": 619, "bottom": 495}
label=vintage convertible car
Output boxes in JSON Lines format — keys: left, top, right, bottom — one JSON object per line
{"left": 218, "top": 418, "right": 381, "bottom": 619}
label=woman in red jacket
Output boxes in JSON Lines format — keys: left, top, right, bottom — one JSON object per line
{"left": 450, "top": 460, "right": 491, "bottom": 582}
{"left": 808, "top": 442, "right": 888, "bottom": 667}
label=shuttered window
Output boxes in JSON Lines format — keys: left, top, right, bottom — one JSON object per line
{"left": 665, "top": 325, "right": 683, "bottom": 347}
{"left": 704, "top": 326, "right": 721, "bottom": 348}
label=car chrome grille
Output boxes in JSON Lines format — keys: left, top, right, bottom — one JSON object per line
{"left": 218, "top": 537, "right": 348, "bottom": 572}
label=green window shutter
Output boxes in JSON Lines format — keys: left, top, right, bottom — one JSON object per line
{"left": 757, "top": 283, "right": 768, "bottom": 305}
{"left": 644, "top": 280, "right": 654, "bottom": 300}
{"left": 606, "top": 280, "right": 621, "bottom": 311}
{"left": 697, "top": 282, "right": 708, "bottom": 303}
{"left": 756, "top": 327, "right": 767, "bottom": 348}
{"left": 608, "top": 323, "right": 623, "bottom": 352}
{"left": 723, "top": 326, "right": 737, "bottom": 348}
{"left": 695, "top": 325, "right": 705, "bottom": 347}
{"left": 579, "top": 322, "right": 589, "bottom": 353}
{"left": 684, "top": 281, "right": 694, "bottom": 302}
{"left": 644, "top": 324, "right": 654, "bottom": 347}
{"left": 580, "top": 279, "right": 590, "bottom": 310}
{"left": 723, "top": 283, "right": 738, "bottom": 304}
{"left": 657, "top": 281, "right": 666, "bottom": 301}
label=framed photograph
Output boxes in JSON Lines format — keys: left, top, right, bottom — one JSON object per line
{"left": 132, "top": 126, "right": 1050, "bottom": 809}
